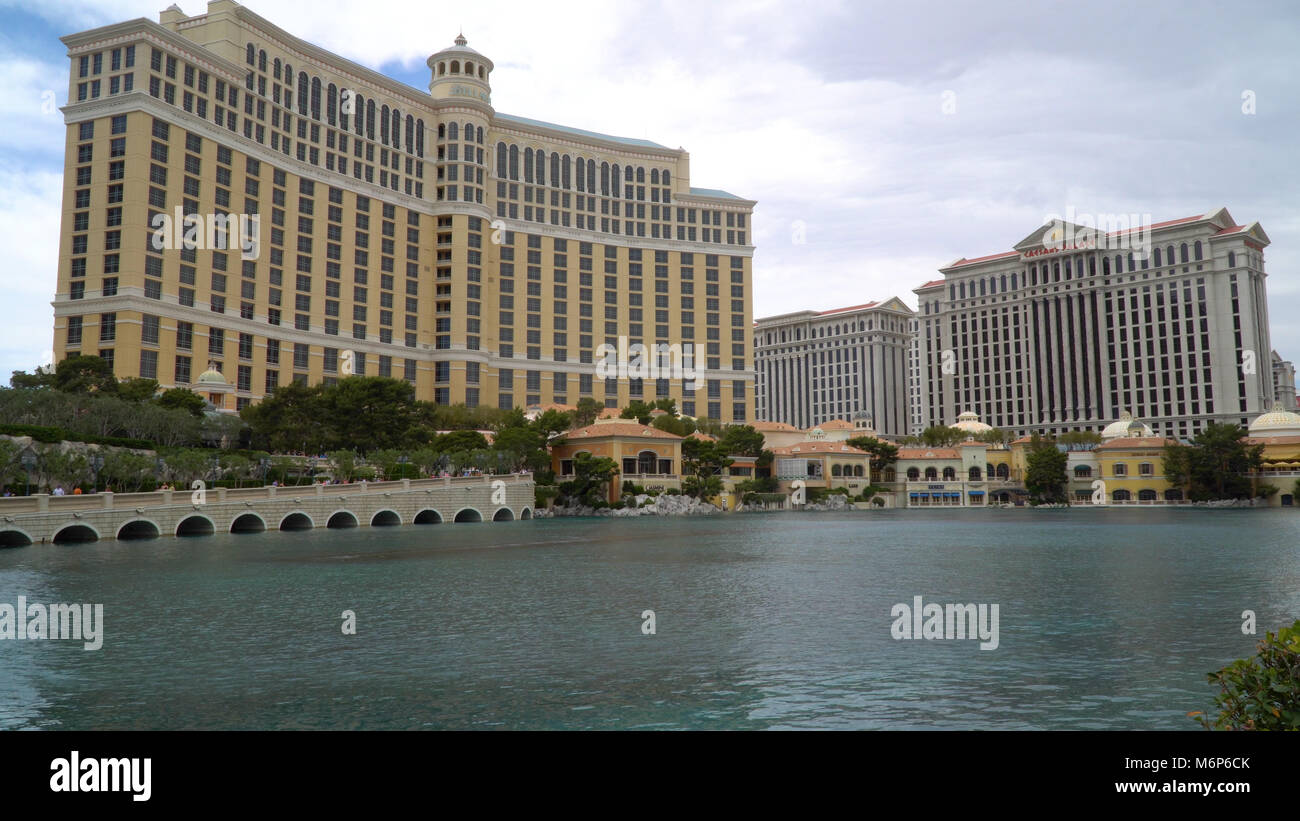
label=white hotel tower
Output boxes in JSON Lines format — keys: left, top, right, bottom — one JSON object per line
{"left": 753, "top": 298, "right": 914, "bottom": 435}
{"left": 912, "top": 207, "right": 1273, "bottom": 441}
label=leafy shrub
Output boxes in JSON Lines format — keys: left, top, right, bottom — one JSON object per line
{"left": 1191, "top": 619, "right": 1300, "bottom": 730}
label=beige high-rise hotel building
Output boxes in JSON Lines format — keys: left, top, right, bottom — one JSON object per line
{"left": 53, "top": 1, "right": 756, "bottom": 420}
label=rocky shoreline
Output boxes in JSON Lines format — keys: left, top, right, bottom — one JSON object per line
{"left": 533, "top": 493, "right": 720, "bottom": 517}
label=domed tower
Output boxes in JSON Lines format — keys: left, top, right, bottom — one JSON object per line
{"left": 428, "top": 33, "right": 493, "bottom": 104}
{"left": 424, "top": 34, "right": 494, "bottom": 208}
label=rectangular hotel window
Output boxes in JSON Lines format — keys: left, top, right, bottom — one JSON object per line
{"left": 99, "top": 312, "right": 116, "bottom": 341}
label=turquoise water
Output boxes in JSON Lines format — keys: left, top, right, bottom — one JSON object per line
{"left": 1, "top": 509, "right": 1297, "bottom": 730}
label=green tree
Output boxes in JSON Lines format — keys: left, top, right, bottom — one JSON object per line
{"left": 1178, "top": 422, "right": 1264, "bottom": 500}
{"left": 531, "top": 408, "right": 573, "bottom": 438}
{"left": 718, "top": 424, "right": 765, "bottom": 457}
{"left": 845, "top": 435, "right": 900, "bottom": 479}
{"left": 620, "top": 400, "right": 656, "bottom": 425}
{"left": 920, "top": 425, "right": 966, "bottom": 447}
{"left": 681, "top": 438, "right": 733, "bottom": 500}
{"left": 117, "top": 377, "right": 160, "bottom": 403}
{"left": 436, "top": 429, "right": 490, "bottom": 453}
{"left": 157, "top": 387, "right": 207, "bottom": 417}
{"left": 10, "top": 368, "right": 54, "bottom": 389}
{"left": 101, "top": 449, "right": 156, "bottom": 492}
{"left": 1024, "top": 436, "right": 1068, "bottom": 504}
{"left": 492, "top": 425, "right": 547, "bottom": 473}
{"left": 53, "top": 355, "right": 118, "bottom": 395}
{"left": 651, "top": 413, "right": 695, "bottom": 436}
{"left": 559, "top": 452, "right": 619, "bottom": 505}
{"left": 1192, "top": 619, "right": 1300, "bottom": 730}
{"left": 572, "top": 398, "right": 602, "bottom": 427}
{"left": 329, "top": 449, "right": 358, "bottom": 482}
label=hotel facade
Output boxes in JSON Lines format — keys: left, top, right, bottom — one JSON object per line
{"left": 752, "top": 298, "right": 914, "bottom": 435}
{"left": 52, "top": 1, "right": 756, "bottom": 421}
{"left": 912, "top": 208, "right": 1274, "bottom": 440}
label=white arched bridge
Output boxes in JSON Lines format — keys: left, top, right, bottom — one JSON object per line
{"left": 0, "top": 475, "right": 535, "bottom": 546}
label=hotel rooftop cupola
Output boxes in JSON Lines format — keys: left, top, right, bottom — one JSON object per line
{"left": 427, "top": 33, "right": 494, "bottom": 107}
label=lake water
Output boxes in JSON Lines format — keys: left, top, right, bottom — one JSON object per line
{"left": 1, "top": 508, "right": 1297, "bottom": 730}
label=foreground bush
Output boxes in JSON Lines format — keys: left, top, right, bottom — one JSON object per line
{"left": 1191, "top": 619, "right": 1300, "bottom": 730}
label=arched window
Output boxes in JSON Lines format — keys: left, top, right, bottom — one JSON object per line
{"left": 942, "top": 467, "right": 956, "bottom": 481}
{"left": 496, "top": 142, "right": 508, "bottom": 178}
{"left": 284, "top": 63, "right": 292, "bottom": 84}
{"left": 551, "top": 153, "right": 561, "bottom": 186}
{"left": 854, "top": 464, "right": 864, "bottom": 477}
{"left": 524, "top": 147, "right": 533, "bottom": 183}
{"left": 587, "top": 159, "right": 596, "bottom": 193}
{"left": 380, "top": 105, "right": 390, "bottom": 144}
{"left": 326, "top": 83, "right": 337, "bottom": 125}
{"left": 980, "top": 279, "right": 987, "bottom": 296}
{"left": 907, "top": 468, "right": 920, "bottom": 481}
{"left": 246, "top": 43, "right": 255, "bottom": 64}
{"left": 297, "top": 72, "right": 309, "bottom": 114}
{"left": 448, "top": 121, "right": 459, "bottom": 141}
{"left": 273, "top": 57, "right": 281, "bottom": 79}
{"left": 625, "top": 165, "right": 633, "bottom": 182}
{"left": 450, "top": 60, "right": 460, "bottom": 74}
{"left": 392, "top": 109, "right": 401, "bottom": 150}
{"left": 438, "top": 122, "right": 446, "bottom": 139}
{"left": 1114, "top": 254, "right": 1122, "bottom": 273}
{"left": 416, "top": 119, "right": 424, "bottom": 157}
{"left": 354, "top": 94, "right": 365, "bottom": 136}
{"left": 437, "top": 62, "right": 445, "bottom": 76}
{"left": 1112, "top": 489, "right": 1131, "bottom": 501}
{"left": 575, "top": 156, "right": 585, "bottom": 190}
{"left": 1011, "top": 272, "right": 1018, "bottom": 289}
{"left": 601, "top": 162, "right": 610, "bottom": 195}
{"left": 1053, "top": 262, "right": 1061, "bottom": 281}
{"left": 310, "top": 76, "right": 321, "bottom": 120}
{"left": 536, "top": 150, "right": 546, "bottom": 185}
{"left": 463, "top": 122, "right": 473, "bottom": 140}
{"left": 1138, "top": 489, "right": 1157, "bottom": 501}
{"left": 969, "top": 466, "right": 981, "bottom": 480}
{"left": 1000, "top": 274, "right": 1007, "bottom": 292}
{"left": 1153, "top": 247, "right": 1162, "bottom": 267}
{"left": 663, "top": 170, "right": 671, "bottom": 185}
{"left": 405, "top": 114, "right": 414, "bottom": 153}
{"left": 1228, "top": 251, "right": 1236, "bottom": 267}
{"left": 509, "top": 144, "right": 519, "bottom": 180}
{"left": 365, "top": 99, "right": 375, "bottom": 139}
{"left": 924, "top": 467, "right": 938, "bottom": 480}
{"left": 1193, "top": 240, "right": 1203, "bottom": 261}
{"left": 1101, "top": 257, "right": 1110, "bottom": 275}
{"left": 464, "top": 61, "right": 474, "bottom": 76}
{"left": 611, "top": 165, "right": 620, "bottom": 196}
{"left": 959, "top": 282, "right": 966, "bottom": 299}
{"left": 1089, "top": 256, "right": 1096, "bottom": 275}
{"left": 1179, "top": 243, "right": 1189, "bottom": 263}
{"left": 258, "top": 49, "right": 267, "bottom": 73}
{"left": 562, "top": 154, "right": 571, "bottom": 189}
{"left": 831, "top": 464, "right": 842, "bottom": 477}
{"left": 996, "top": 464, "right": 1009, "bottom": 479}
{"left": 651, "top": 169, "right": 660, "bottom": 184}
{"left": 479, "top": 66, "right": 485, "bottom": 79}
{"left": 636, "top": 166, "right": 645, "bottom": 183}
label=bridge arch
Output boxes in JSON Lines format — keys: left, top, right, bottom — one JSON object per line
{"left": 370, "top": 509, "right": 401, "bottom": 527}
{"left": 53, "top": 523, "right": 100, "bottom": 543}
{"left": 519, "top": 507, "right": 532, "bottom": 520}
{"left": 453, "top": 507, "right": 482, "bottom": 523}
{"left": 326, "top": 510, "right": 359, "bottom": 528}
{"left": 117, "top": 519, "right": 161, "bottom": 540}
{"left": 279, "top": 511, "right": 315, "bottom": 531}
{"left": 175, "top": 514, "right": 216, "bottom": 537}
{"left": 230, "top": 512, "right": 267, "bottom": 533}
{"left": 492, "top": 507, "right": 515, "bottom": 522}
{"left": 413, "top": 509, "right": 442, "bottom": 524}
{"left": 0, "top": 528, "right": 34, "bottom": 548}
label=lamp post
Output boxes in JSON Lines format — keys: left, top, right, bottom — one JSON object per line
{"left": 20, "top": 447, "right": 37, "bottom": 496}
{"left": 90, "top": 452, "right": 104, "bottom": 493}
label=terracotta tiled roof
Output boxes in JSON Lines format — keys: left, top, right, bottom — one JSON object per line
{"left": 896, "top": 448, "right": 960, "bottom": 459}
{"left": 562, "top": 422, "right": 683, "bottom": 440}
{"left": 686, "top": 430, "right": 717, "bottom": 441}
{"left": 814, "top": 419, "right": 855, "bottom": 430}
{"left": 752, "top": 420, "right": 801, "bottom": 432}
{"left": 771, "top": 442, "right": 869, "bottom": 456}
{"left": 915, "top": 279, "right": 946, "bottom": 290}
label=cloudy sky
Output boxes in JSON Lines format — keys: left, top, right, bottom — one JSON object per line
{"left": 1, "top": 0, "right": 1297, "bottom": 379}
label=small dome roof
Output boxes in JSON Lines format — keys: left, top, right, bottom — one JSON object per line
{"left": 1101, "top": 411, "right": 1153, "bottom": 440}
{"left": 1249, "top": 403, "right": 1300, "bottom": 437}
{"left": 951, "top": 410, "right": 992, "bottom": 434}
{"left": 196, "top": 366, "right": 227, "bottom": 386}
{"left": 428, "top": 34, "right": 493, "bottom": 69}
